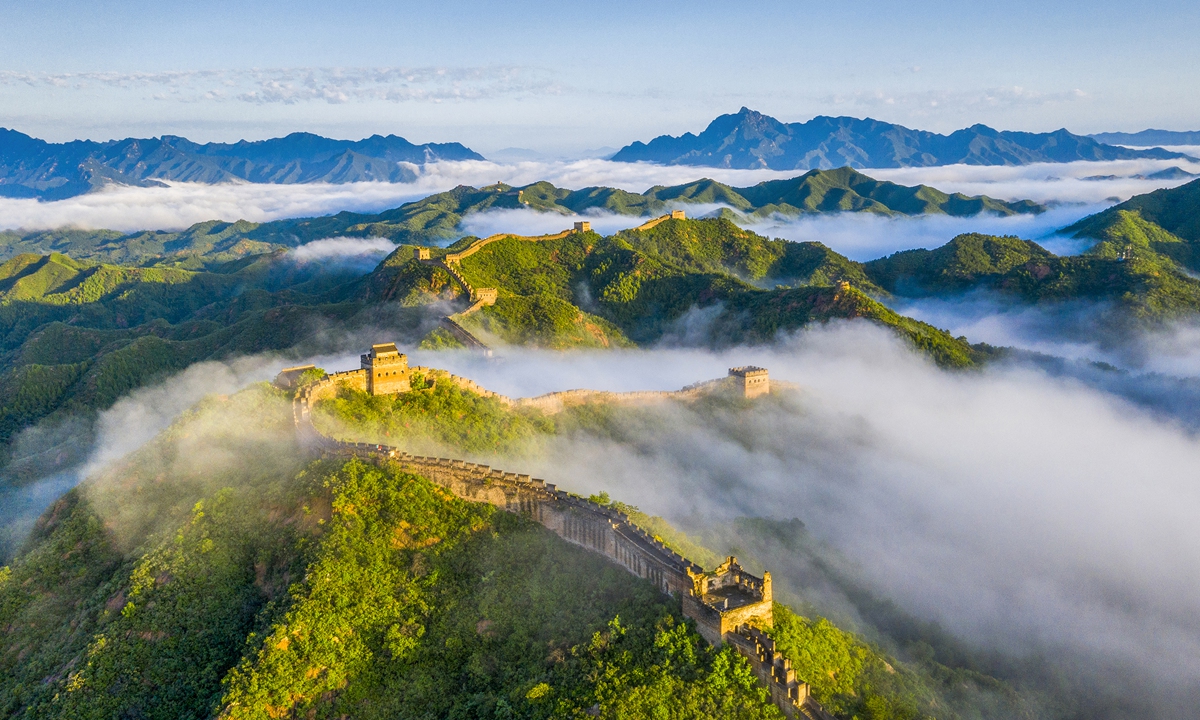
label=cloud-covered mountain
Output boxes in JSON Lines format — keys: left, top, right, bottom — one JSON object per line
{"left": 612, "top": 107, "right": 1192, "bottom": 170}
{"left": 0, "top": 169, "right": 1043, "bottom": 266}
{"left": 0, "top": 129, "right": 484, "bottom": 200}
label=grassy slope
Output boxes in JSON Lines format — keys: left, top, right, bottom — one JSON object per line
{"left": 313, "top": 376, "right": 555, "bottom": 456}
{"left": 1065, "top": 178, "right": 1200, "bottom": 247}
{"left": 865, "top": 231, "right": 1200, "bottom": 321}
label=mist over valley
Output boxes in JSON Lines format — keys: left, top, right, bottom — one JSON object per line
{"left": 3, "top": 4, "right": 1200, "bottom": 717}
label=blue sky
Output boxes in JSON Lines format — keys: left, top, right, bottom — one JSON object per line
{"left": 1, "top": 0, "right": 1198, "bottom": 152}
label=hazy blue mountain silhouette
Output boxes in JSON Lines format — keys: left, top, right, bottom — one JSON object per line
{"left": 612, "top": 107, "right": 1191, "bottom": 169}
{"left": 0, "top": 129, "right": 483, "bottom": 199}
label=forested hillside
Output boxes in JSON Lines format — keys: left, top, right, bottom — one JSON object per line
{"left": 383, "top": 216, "right": 983, "bottom": 364}
{"left": 0, "top": 249, "right": 431, "bottom": 483}
{"left": 0, "top": 379, "right": 1033, "bottom": 719}
{"left": 9, "top": 189, "right": 1200, "bottom": 489}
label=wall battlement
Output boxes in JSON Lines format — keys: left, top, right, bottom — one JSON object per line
{"left": 284, "top": 349, "right": 828, "bottom": 720}
{"left": 729, "top": 366, "right": 770, "bottom": 398}
{"left": 632, "top": 209, "right": 687, "bottom": 232}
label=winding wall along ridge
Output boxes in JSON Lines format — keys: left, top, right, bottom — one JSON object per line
{"left": 290, "top": 366, "right": 831, "bottom": 720}
{"left": 414, "top": 212, "right": 686, "bottom": 351}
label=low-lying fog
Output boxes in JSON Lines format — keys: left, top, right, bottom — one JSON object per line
{"left": 418, "top": 327, "right": 1200, "bottom": 715}
{"left": 2, "top": 154, "right": 1198, "bottom": 237}
{"left": 5, "top": 151, "right": 1200, "bottom": 716}
{"left": 4, "top": 309, "right": 1200, "bottom": 715}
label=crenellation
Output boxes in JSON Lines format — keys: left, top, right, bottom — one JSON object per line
{"left": 729, "top": 366, "right": 770, "bottom": 398}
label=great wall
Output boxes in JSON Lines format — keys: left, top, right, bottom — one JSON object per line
{"left": 412, "top": 210, "right": 689, "bottom": 354}
{"left": 277, "top": 345, "right": 829, "bottom": 720}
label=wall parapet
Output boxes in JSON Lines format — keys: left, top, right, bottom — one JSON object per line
{"left": 727, "top": 625, "right": 837, "bottom": 720}
{"left": 631, "top": 209, "right": 686, "bottom": 232}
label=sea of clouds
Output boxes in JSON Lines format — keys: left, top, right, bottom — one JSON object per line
{"left": 0, "top": 153, "right": 1195, "bottom": 234}
{"left": 409, "top": 328, "right": 1200, "bottom": 716}
{"left": 13, "top": 324, "right": 1196, "bottom": 714}
{"left": 4, "top": 151, "right": 1200, "bottom": 714}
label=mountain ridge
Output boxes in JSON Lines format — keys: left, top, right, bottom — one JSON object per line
{"left": 0, "top": 169, "right": 1044, "bottom": 268}
{"left": 612, "top": 107, "right": 1192, "bottom": 169}
{"left": 1089, "top": 129, "right": 1200, "bottom": 146}
{"left": 0, "top": 129, "right": 484, "bottom": 200}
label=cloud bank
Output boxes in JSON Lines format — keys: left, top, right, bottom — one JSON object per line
{"left": 0, "top": 66, "right": 561, "bottom": 105}
{"left": 4, "top": 318, "right": 1200, "bottom": 714}
{"left": 287, "top": 236, "right": 398, "bottom": 272}
{"left": 414, "top": 326, "right": 1200, "bottom": 716}
{"left": 3, "top": 155, "right": 1197, "bottom": 238}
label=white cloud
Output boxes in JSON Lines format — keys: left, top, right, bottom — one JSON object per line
{"left": 0, "top": 66, "right": 561, "bottom": 105}
{"left": 823, "top": 85, "right": 1090, "bottom": 114}
{"left": 410, "top": 326, "right": 1200, "bottom": 711}
{"left": 288, "top": 236, "right": 397, "bottom": 263}
{"left": 743, "top": 204, "right": 1101, "bottom": 261}
{"left": 0, "top": 181, "right": 435, "bottom": 232}
{"left": 1, "top": 156, "right": 1196, "bottom": 261}
{"left": 867, "top": 155, "right": 1200, "bottom": 204}
{"left": 896, "top": 294, "right": 1200, "bottom": 378}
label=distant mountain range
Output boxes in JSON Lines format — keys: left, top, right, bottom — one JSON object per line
{"left": 0, "top": 168, "right": 1042, "bottom": 266}
{"left": 611, "top": 108, "right": 1193, "bottom": 170}
{"left": 1089, "top": 130, "right": 1200, "bottom": 146}
{"left": 0, "top": 130, "right": 483, "bottom": 200}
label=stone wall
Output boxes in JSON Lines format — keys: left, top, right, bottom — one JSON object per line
{"left": 631, "top": 209, "right": 686, "bottom": 232}
{"left": 440, "top": 227, "right": 575, "bottom": 264}
{"left": 726, "top": 626, "right": 837, "bottom": 720}
{"left": 295, "top": 372, "right": 704, "bottom": 598}
{"left": 290, "top": 363, "right": 830, "bottom": 720}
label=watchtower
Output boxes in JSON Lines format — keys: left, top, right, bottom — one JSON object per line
{"left": 573, "top": 221, "right": 591, "bottom": 232}
{"left": 670, "top": 209, "right": 686, "bottom": 220}
{"left": 413, "top": 247, "right": 431, "bottom": 261}
{"left": 471, "top": 287, "right": 499, "bottom": 305}
{"left": 682, "top": 557, "right": 773, "bottom": 646}
{"left": 360, "top": 343, "right": 411, "bottom": 395}
{"left": 729, "top": 367, "right": 770, "bottom": 398}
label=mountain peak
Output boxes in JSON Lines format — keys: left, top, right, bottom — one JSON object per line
{"left": 611, "top": 112, "right": 1188, "bottom": 170}
{"left": 0, "top": 130, "right": 484, "bottom": 199}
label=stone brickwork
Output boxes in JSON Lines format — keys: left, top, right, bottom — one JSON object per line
{"left": 683, "top": 557, "right": 774, "bottom": 646}
{"left": 632, "top": 209, "right": 687, "bottom": 232}
{"left": 284, "top": 352, "right": 828, "bottom": 720}
{"left": 727, "top": 626, "right": 836, "bottom": 720}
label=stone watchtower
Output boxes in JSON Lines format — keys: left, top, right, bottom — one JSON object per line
{"left": 360, "top": 343, "right": 411, "bottom": 395}
{"left": 573, "top": 221, "right": 591, "bottom": 232}
{"left": 729, "top": 367, "right": 770, "bottom": 398}
{"left": 682, "top": 557, "right": 774, "bottom": 646}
